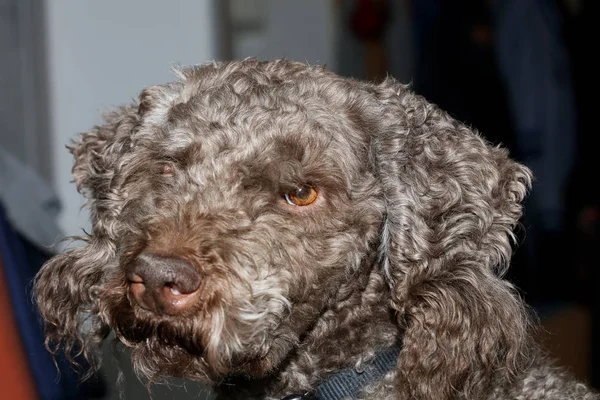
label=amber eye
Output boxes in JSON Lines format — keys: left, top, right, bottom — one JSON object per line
{"left": 160, "top": 163, "right": 174, "bottom": 176}
{"left": 284, "top": 185, "right": 318, "bottom": 206}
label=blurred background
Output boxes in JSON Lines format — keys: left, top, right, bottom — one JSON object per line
{"left": 0, "top": 0, "right": 597, "bottom": 398}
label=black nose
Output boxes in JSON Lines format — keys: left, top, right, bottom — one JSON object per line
{"left": 128, "top": 252, "right": 202, "bottom": 315}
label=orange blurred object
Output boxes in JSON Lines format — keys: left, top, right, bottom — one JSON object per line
{"left": 0, "top": 257, "right": 38, "bottom": 399}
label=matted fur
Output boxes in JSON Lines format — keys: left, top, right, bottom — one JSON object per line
{"left": 34, "top": 59, "right": 598, "bottom": 399}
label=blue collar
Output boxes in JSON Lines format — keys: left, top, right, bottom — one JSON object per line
{"left": 281, "top": 344, "right": 401, "bottom": 400}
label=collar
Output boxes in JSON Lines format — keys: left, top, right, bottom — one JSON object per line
{"left": 281, "top": 344, "right": 401, "bottom": 400}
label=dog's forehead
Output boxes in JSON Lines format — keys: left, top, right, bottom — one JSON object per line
{"left": 134, "top": 64, "right": 366, "bottom": 165}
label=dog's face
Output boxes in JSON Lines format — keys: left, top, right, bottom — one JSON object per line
{"left": 106, "top": 72, "right": 386, "bottom": 380}
{"left": 36, "top": 60, "right": 533, "bottom": 398}
{"left": 38, "top": 61, "right": 385, "bottom": 382}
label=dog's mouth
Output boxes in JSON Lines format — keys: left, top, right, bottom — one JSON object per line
{"left": 102, "top": 249, "right": 299, "bottom": 380}
{"left": 109, "top": 302, "right": 208, "bottom": 357}
{"left": 106, "top": 272, "right": 225, "bottom": 364}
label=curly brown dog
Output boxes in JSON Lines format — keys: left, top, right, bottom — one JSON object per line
{"left": 34, "top": 59, "right": 598, "bottom": 399}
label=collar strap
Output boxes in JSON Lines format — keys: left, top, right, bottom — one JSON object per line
{"left": 282, "top": 344, "right": 401, "bottom": 400}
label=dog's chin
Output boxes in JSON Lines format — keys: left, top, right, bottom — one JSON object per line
{"left": 123, "top": 330, "right": 289, "bottom": 384}
{"left": 104, "top": 281, "right": 298, "bottom": 382}
{"left": 127, "top": 340, "right": 216, "bottom": 383}
{"left": 110, "top": 311, "right": 284, "bottom": 381}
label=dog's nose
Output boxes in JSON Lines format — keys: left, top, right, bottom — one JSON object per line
{"left": 128, "top": 252, "right": 202, "bottom": 315}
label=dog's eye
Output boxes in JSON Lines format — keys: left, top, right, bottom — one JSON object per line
{"left": 284, "top": 186, "right": 318, "bottom": 206}
{"left": 159, "top": 163, "right": 174, "bottom": 176}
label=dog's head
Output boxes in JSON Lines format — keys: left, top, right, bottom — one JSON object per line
{"left": 35, "top": 59, "right": 532, "bottom": 398}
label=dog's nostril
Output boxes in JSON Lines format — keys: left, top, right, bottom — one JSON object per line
{"left": 127, "top": 273, "right": 144, "bottom": 284}
{"left": 166, "top": 282, "right": 183, "bottom": 296}
{"left": 129, "top": 252, "right": 202, "bottom": 314}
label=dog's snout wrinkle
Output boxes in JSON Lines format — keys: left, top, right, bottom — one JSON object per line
{"left": 129, "top": 252, "right": 202, "bottom": 315}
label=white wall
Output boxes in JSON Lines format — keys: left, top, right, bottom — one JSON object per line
{"left": 231, "top": 0, "right": 337, "bottom": 72}
{"left": 44, "top": 0, "right": 218, "bottom": 237}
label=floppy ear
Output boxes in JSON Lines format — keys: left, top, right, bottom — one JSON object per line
{"left": 34, "top": 105, "right": 139, "bottom": 372}
{"left": 70, "top": 105, "right": 139, "bottom": 200}
{"left": 372, "top": 79, "right": 534, "bottom": 399}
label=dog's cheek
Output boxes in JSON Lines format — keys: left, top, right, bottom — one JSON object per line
{"left": 225, "top": 209, "right": 383, "bottom": 374}
{"left": 262, "top": 203, "right": 380, "bottom": 306}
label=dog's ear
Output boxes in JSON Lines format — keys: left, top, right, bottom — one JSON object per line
{"left": 33, "top": 244, "right": 112, "bottom": 375}
{"left": 35, "top": 104, "right": 141, "bottom": 372}
{"left": 372, "top": 78, "right": 534, "bottom": 399}
{"left": 71, "top": 84, "right": 179, "bottom": 199}
{"left": 70, "top": 105, "right": 139, "bottom": 198}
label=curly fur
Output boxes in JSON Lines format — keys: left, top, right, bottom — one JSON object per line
{"left": 34, "top": 59, "right": 598, "bottom": 399}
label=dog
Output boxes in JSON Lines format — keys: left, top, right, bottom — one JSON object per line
{"left": 34, "top": 59, "right": 598, "bottom": 399}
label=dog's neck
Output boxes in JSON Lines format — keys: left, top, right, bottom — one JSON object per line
{"left": 216, "top": 265, "right": 399, "bottom": 399}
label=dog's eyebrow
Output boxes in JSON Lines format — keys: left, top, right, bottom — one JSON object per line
{"left": 157, "top": 127, "right": 197, "bottom": 153}
{"left": 162, "top": 142, "right": 204, "bottom": 166}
